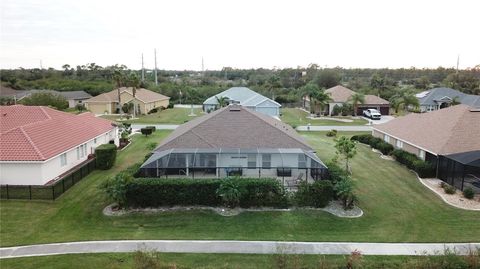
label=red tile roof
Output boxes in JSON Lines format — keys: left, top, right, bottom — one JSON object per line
{"left": 0, "top": 105, "right": 116, "bottom": 161}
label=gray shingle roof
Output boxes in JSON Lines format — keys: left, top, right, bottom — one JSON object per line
{"left": 155, "top": 105, "right": 312, "bottom": 152}
{"left": 203, "top": 87, "right": 281, "bottom": 107}
{"left": 416, "top": 87, "right": 480, "bottom": 108}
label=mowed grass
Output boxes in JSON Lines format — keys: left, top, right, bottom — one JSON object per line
{"left": 100, "top": 108, "right": 203, "bottom": 124}
{"left": 0, "top": 253, "right": 441, "bottom": 269}
{"left": 280, "top": 108, "right": 368, "bottom": 126}
{"left": 1, "top": 131, "right": 479, "bottom": 248}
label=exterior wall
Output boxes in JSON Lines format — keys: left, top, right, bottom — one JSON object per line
{"left": 144, "top": 99, "right": 169, "bottom": 114}
{"left": 255, "top": 100, "right": 280, "bottom": 117}
{"left": 358, "top": 104, "right": 390, "bottom": 115}
{"left": 328, "top": 102, "right": 345, "bottom": 115}
{"left": 68, "top": 99, "right": 88, "bottom": 108}
{"left": 372, "top": 130, "right": 426, "bottom": 160}
{"left": 0, "top": 128, "right": 118, "bottom": 186}
{"left": 86, "top": 103, "right": 112, "bottom": 114}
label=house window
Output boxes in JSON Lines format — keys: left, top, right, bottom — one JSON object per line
{"left": 298, "top": 154, "right": 306, "bottom": 168}
{"left": 419, "top": 150, "right": 425, "bottom": 160}
{"left": 384, "top": 135, "right": 390, "bottom": 143}
{"left": 396, "top": 140, "right": 403, "bottom": 149}
{"left": 262, "top": 154, "right": 271, "bottom": 168}
{"left": 60, "top": 153, "right": 67, "bottom": 167}
{"left": 83, "top": 144, "right": 87, "bottom": 156}
{"left": 76, "top": 147, "right": 80, "bottom": 160}
{"left": 94, "top": 138, "right": 97, "bottom": 144}
{"left": 247, "top": 154, "right": 257, "bottom": 168}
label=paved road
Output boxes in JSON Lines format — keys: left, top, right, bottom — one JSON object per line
{"left": 297, "top": 126, "right": 372, "bottom": 131}
{"left": 1, "top": 240, "right": 479, "bottom": 259}
{"left": 132, "top": 124, "right": 179, "bottom": 130}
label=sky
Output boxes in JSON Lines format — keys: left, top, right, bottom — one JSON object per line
{"left": 1, "top": 0, "right": 479, "bottom": 70}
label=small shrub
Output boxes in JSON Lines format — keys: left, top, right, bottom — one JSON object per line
{"left": 391, "top": 149, "right": 435, "bottom": 178}
{"left": 325, "top": 161, "right": 349, "bottom": 183}
{"left": 140, "top": 128, "right": 153, "bottom": 136}
{"left": 101, "top": 172, "right": 133, "bottom": 208}
{"left": 133, "top": 250, "right": 162, "bottom": 269}
{"left": 148, "top": 108, "right": 158, "bottom": 114}
{"left": 167, "top": 103, "right": 174, "bottom": 109}
{"left": 95, "top": 143, "right": 117, "bottom": 170}
{"left": 463, "top": 187, "right": 475, "bottom": 199}
{"left": 350, "top": 134, "right": 373, "bottom": 145}
{"left": 334, "top": 176, "right": 355, "bottom": 210}
{"left": 444, "top": 185, "right": 456, "bottom": 195}
{"left": 146, "top": 142, "right": 158, "bottom": 150}
{"left": 326, "top": 129, "right": 337, "bottom": 137}
{"left": 216, "top": 178, "right": 242, "bottom": 208}
{"left": 440, "top": 181, "right": 447, "bottom": 188}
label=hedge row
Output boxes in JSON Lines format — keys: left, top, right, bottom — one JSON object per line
{"left": 391, "top": 149, "right": 436, "bottom": 178}
{"left": 351, "top": 134, "right": 435, "bottom": 178}
{"left": 295, "top": 181, "right": 334, "bottom": 208}
{"left": 125, "top": 178, "right": 288, "bottom": 208}
{"left": 351, "top": 134, "right": 394, "bottom": 155}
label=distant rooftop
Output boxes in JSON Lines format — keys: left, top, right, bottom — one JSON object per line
{"left": 203, "top": 87, "right": 281, "bottom": 107}
{"left": 416, "top": 87, "right": 480, "bottom": 108}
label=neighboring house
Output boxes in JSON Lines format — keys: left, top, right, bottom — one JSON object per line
{"left": 140, "top": 105, "right": 328, "bottom": 182}
{"left": 0, "top": 105, "right": 119, "bottom": 185}
{"left": 203, "top": 87, "right": 281, "bottom": 117}
{"left": 84, "top": 87, "right": 170, "bottom": 115}
{"left": 303, "top": 85, "right": 390, "bottom": 116}
{"left": 372, "top": 104, "right": 480, "bottom": 192}
{"left": 415, "top": 87, "right": 480, "bottom": 112}
{"left": 0, "top": 86, "right": 92, "bottom": 108}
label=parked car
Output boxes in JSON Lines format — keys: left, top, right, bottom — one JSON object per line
{"left": 363, "top": 109, "right": 381, "bottom": 120}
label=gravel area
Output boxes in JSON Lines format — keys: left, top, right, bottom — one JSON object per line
{"left": 103, "top": 201, "right": 363, "bottom": 218}
{"left": 420, "top": 178, "right": 480, "bottom": 211}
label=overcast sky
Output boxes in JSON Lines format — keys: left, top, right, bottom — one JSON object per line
{"left": 1, "top": 0, "right": 479, "bottom": 70}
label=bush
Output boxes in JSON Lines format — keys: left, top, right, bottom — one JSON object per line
{"left": 325, "top": 161, "right": 349, "bottom": 183}
{"left": 95, "top": 144, "right": 117, "bottom": 170}
{"left": 148, "top": 108, "right": 158, "bottom": 114}
{"left": 167, "top": 103, "right": 174, "bottom": 109}
{"left": 463, "top": 187, "right": 475, "bottom": 199}
{"left": 326, "top": 129, "right": 337, "bottom": 137}
{"left": 216, "top": 178, "right": 242, "bottom": 208}
{"left": 295, "top": 180, "right": 334, "bottom": 208}
{"left": 146, "top": 142, "right": 158, "bottom": 151}
{"left": 350, "top": 134, "right": 393, "bottom": 155}
{"left": 331, "top": 104, "right": 342, "bottom": 116}
{"left": 391, "top": 149, "right": 436, "bottom": 177}
{"left": 444, "top": 185, "right": 456, "bottom": 195}
{"left": 350, "top": 134, "right": 372, "bottom": 145}
{"left": 140, "top": 128, "right": 153, "bottom": 136}
{"left": 145, "top": 126, "right": 156, "bottom": 132}
{"left": 237, "top": 178, "right": 288, "bottom": 208}
{"left": 101, "top": 172, "right": 133, "bottom": 207}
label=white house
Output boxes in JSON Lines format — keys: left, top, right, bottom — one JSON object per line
{"left": 140, "top": 105, "right": 328, "bottom": 182}
{"left": 203, "top": 87, "right": 281, "bottom": 117}
{"left": 0, "top": 105, "right": 118, "bottom": 185}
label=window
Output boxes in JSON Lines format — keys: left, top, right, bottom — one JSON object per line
{"left": 76, "top": 147, "right": 80, "bottom": 160}
{"left": 83, "top": 144, "right": 87, "bottom": 156}
{"left": 419, "top": 150, "right": 425, "bottom": 160}
{"left": 298, "top": 154, "right": 306, "bottom": 168}
{"left": 384, "top": 135, "right": 390, "bottom": 143}
{"left": 247, "top": 154, "right": 257, "bottom": 168}
{"left": 262, "top": 154, "right": 271, "bottom": 168}
{"left": 60, "top": 153, "right": 67, "bottom": 166}
{"left": 396, "top": 140, "right": 403, "bottom": 149}
{"left": 94, "top": 138, "right": 97, "bottom": 144}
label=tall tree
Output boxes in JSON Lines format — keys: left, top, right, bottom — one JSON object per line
{"left": 215, "top": 96, "right": 229, "bottom": 108}
{"left": 315, "top": 70, "right": 341, "bottom": 88}
{"left": 348, "top": 93, "right": 365, "bottom": 116}
{"left": 112, "top": 70, "right": 126, "bottom": 113}
{"left": 126, "top": 72, "right": 140, "bottom": 117}
{"left": 301, "top": 83, "right": 331, "bottom": 114}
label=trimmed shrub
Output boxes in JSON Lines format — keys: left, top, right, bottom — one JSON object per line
{"left": 351, "top": 134, "right": 393, "bottom": 155}
{"left": 295, "top": 180, "right": 334, "bottom": 208}
{"left": 350, "top": 134, "right": 373, "bottom": 145}
{"left": 326, "top": 129, "right": 337, "bottom": 137}
{"left": 444, "top": 185, "right": 456, "bottom": 195}
{"left": 146, "top": 126, "right": 156, "bottom": 132}
{"left": 237, "top": 178, "right": 289, "bottom": 208}
{"left": 325, "top": 161, "right": 349, "bottom": 183}
{"left": 140, "top": 128, "right": 153, "bottom": 136}
{"left": 463, "top": 187, "right": 475, "bottom": 199}
{"left": 391, "top": 149, "right": 436, "bottom": 178}
{"left": 95, "top": 144, "right": 117, "bottom": 170}
{"left": 148, "top": 108, "right": 158, "bottom": 114}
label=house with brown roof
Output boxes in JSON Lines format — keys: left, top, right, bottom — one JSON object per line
{"left": 84, "top": 87, "right": 170, "bottom": 115}
{"left": 0, "top": 105, "right": 118, "bottom": 185}
{"left": 303, "top": 85, "right": 390, "bottom": 116}
{"left": 373, "top": 104, "right": 480, "bottom": 192}
{"left": 140, "top": 105, "right": 328, "bottom": 183}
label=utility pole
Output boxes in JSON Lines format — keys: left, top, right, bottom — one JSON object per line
{"left": 141, "top": 53, "right": 145, "bottom": 82}
{"left": 456, "top": 54, "right": 460, "bottom": 74}
{"left": 201, "top": 56, "right": 204, "bottom": 74}
{"left": 154, "top": 49, "right": 158, "bottom": 85}
{"left": 40, "top": 60, "right": 43, "bottom": 69}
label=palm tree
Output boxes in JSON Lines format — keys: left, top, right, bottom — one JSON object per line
{"left": 311, "top": 90, "right": 332, "bottom": 115}
{"left": 301, "top": 83, "right": 331, "bottom": 115}
{"left": 390, "top": 90, "right": 419, "bottom": 113}
{"left": 215, "top": 96, "right": 229, "bottom": 108}
{"left": 112, "top": 70, "right": 126, "bottom": 113}
{"left": 127, "top": 73, "right": 140, "bottom": 117}
{"left": 348, "top": 93, "right": 365, "bottom": 116}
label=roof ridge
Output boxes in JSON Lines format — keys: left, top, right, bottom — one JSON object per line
{"left": 241, "top": 107, "right": 313, "bottom": 149}
{"left": 19, "top": 127, "right": 45, "bottom": 159}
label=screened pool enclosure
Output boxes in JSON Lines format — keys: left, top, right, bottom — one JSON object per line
{"left": 139, "top": 148, "right": 328, "bottom": 182}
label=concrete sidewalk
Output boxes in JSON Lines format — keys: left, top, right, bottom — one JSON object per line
{"left": 296, "top": 126, "right": 372, "bottom": 131}
{"left": 1, "top": 240, "right": 479, "bottom": 259}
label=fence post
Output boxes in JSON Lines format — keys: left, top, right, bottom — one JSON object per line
{"left": 6, "top": 184, "right": 9, "bottom": 200}
{"left": 29, "top": 185, "right": 32, "bottom": 200}
{"left": 62, "top": 178, "right": 65, "bottom": 193}
{"left": 52, "top": 185, "right": 55, "bottom": 200}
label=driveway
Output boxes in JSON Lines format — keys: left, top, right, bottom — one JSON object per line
{"left": 360, "top": 116, "right": 395, "bottom": 125}
{"left": 1, "top": 240, "right": 478, "bottom": 259}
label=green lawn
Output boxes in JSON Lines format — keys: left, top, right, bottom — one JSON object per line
{"left": 0, "top": 253, "right": 453, "bottom": 269}
{"left": 280, "top": 108, "right": 368, "bottom": 126}
{"left": 100, "top": 108, "right": 203, "bottom": 124}
{"left": 1, "top": 131, "right": 479, "bottom": 248}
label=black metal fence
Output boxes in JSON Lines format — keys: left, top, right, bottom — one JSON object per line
{"left": 0, "top": 158, "right": 96, "bottom": 200}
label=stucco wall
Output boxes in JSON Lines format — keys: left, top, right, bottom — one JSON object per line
{"left": 0, "top": 128, "right": 118, "bottom": 185}
{"left": 86, "top": 103, "right": 111, "bottom": 114}
{"left": 372, "top": 129, "right": 424, "bottom": 159}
